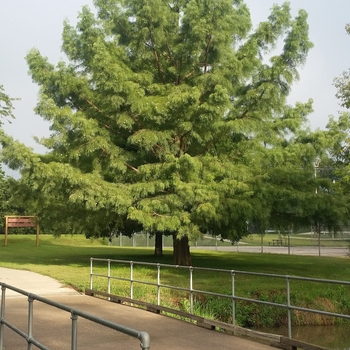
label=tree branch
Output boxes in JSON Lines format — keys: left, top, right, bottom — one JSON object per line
{"left": 67, "top": 97, "right": 83, "bottom": 111}
{"left": 151, "top": 212, "right": 171, "bottom": 217}
{"left": 130, "top": 113, "right": 143, "bottom": 128}
{"left": 103, "top": 124, "right": 128, "bottom": 138}
{"left": 166, "top": 43, "right": 173, "bottom": 61}
{"left": 125, "top": 163, "right": 139, "bottom": 172}
{"left": 203, "top": 35, "right": 212, "bottom": 74}
{"left": 179, "top": 130, "right": 192, "bottom": 154}
{"left": 148, "top": 26, "right": 164, "bottom": 82}
{"left": 178, "top": 69, "right": 196, "bottom": 84}
{"left": 80, "top": 95, "right": 102, "bottom": 113}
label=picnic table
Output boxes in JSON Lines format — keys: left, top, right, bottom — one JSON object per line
{"left": 269, "top": 239, "right": 283, "bottom": 246}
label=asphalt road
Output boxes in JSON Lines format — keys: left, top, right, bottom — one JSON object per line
{"left": 192, "top": 245, "right": 349, "bottom": 257}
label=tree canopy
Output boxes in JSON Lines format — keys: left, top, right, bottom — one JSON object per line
{"left": 0, "top": 0, "right": 329, "bottom": 264}
{"left": 334, "top": 24, "right": 350, "bottom": 109}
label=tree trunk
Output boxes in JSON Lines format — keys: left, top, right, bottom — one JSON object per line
{"left": 154, "top": 231, "right": 163, "bottom": 256}
{"left": 173, "top": 234, "right": 191, "bottom": 266}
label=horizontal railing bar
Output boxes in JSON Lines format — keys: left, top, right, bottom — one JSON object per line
{"left": 91, "top": 258, "right": 293, "bottom": 278}
{"left": 29, "top": 337, "right": 51, "bottom": 350}
{"left": 192, "top": 267, "right": 285, "bottom": 277}
{"left": 133, "top": 280, "right": 189, "bottom": 293}
{"left": 90, "top": 259, "right": 350, "bottom": 334}
{"left": 289, "top": 305, "right": 350, "bottom": 320}
{"left": 94, "top": 270, "right": 350, "bottom": 324}
{"left": 0, "top": 283, "right": 151, "bottom": 350}
{"left": 71, "top": 308, "right": 149, "bottom": 341}
{"left": 93, "top": 272, "right": 350, "bottom": 316}
{"left": 191, "top": 289, "right": 350, "bottom": 319}
{"left": 103, "top": 276, "right": 192, "bottom": 294}
{"left": 1, "top": 319, "right": 50, "bottom": 350}
{"left": 91, "top": 258, "right": 350, "bottom": 286}
{"left": 91, "top": 258, "right": 192, "bottom": 270}
{"left": 93, "top": 274, "right": 192, "bottom": 293}
{"left": 286, "top": 275, "right": 350, "bottom": 285}
{"left": 91, "top": 273, "right": 131, "bottom": 283}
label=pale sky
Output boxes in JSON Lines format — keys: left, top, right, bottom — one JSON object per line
{"left": 0, "top": 0, "right": 349, "bottom": 155}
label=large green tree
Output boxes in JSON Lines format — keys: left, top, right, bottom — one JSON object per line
{"left": 0, "top": 0, "right": 314, "bottom": 265}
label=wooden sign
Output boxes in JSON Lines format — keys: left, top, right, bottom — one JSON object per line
{"left": 7, "top": 217, "right": 37, "bottom": 227}
{"left": 4, "top": 216, "right": 39, "bottom": 246}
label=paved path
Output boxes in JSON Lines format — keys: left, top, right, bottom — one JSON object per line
{"left": 0, "top": 268, "right": 275, "bottom": 350}
{"left": 192, "top": 245, "right": 349, "bottom": 257}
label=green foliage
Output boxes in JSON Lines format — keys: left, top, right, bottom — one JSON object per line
{"left": 0, "top": 86, "right": 24, "bottom": 228}
{"left": 0, "top": 1, "right": 322, "bottom": 263}
{"left": 236, "top": 291, "right": 287, "bottom": 328}
{"left": 336, "top": 53, "right": 350, "bottom": 107}
{"left": 0, "top": 85, "right": 17, "bottom": 122}
{"left": 0, "top": 172, "right": 24, "bottom": 231}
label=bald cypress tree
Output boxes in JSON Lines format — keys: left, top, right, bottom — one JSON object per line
{"left": 0, "top": 0, "right": 313, "bottom": 265}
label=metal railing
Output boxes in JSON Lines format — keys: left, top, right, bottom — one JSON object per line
{"left": 90, "top": 258, "right": 350, "bottom": 339}
{"left": 0, "top": 283, "right": 150, "bottom": 350}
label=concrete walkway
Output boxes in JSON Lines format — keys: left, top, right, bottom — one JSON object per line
{"left": 0, "top": 268, "right": 275, "bottom": 350}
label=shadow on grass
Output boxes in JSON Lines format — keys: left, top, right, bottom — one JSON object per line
{"left": 0, "top": 234, "right": 175, "bottom": 267}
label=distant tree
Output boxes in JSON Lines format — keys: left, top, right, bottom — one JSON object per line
{"left": 321, "top": 23, "right": 350, "bottom": 232}
{"left": 0, "top": 0, "right": 314, "bottom": 265}
{"left": 334, "top": 24, "right": 350, "bottom": 109}
{"left": 0, "top": 87, "right": 22, "bottom": 231}
{"left": 296, "top": 114, "right": 350, "bottom": 242}
{"left": 0, "top": 172, "right": 18, "bottom": 232}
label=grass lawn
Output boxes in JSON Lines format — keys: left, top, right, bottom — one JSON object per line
{"left": 1, "top": 234, "right": 350, "bottom": 328}
{"left": 1, "top": 233, "right": 349, "bottom": 281}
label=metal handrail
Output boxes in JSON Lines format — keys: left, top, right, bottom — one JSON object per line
{"left": 0, "top": 283, "right": 150, "bottom": 350}
{"left": 90, "top": 258, "right": 350, "bottom": 339}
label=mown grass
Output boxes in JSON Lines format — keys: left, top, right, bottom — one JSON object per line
{"left": 1, "top": 234, "right": 350, "bottom": 328}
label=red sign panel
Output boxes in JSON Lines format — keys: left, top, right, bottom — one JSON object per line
{"left": 7, "top": 217, "right": 37, "bottom": 227}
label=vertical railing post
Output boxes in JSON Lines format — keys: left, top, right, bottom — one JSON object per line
{"left": 0, "top": 285, "right": 6, "bottom": 350}
{"left": 71, "top": 310, "right": 78, "bottom": 350}
{"left": 130, "top": 261, "right": 134, "bottom": 300}
{"left": 139, "top": 331, "right": 151, "bottom": 350}
{"left": 231, "top": 270, "right": 235, "bottom": 326}
{"left": 107, "top": 260, "right": 111, "bottom": 294}
{"left": 286, "top": 276, "right": 292, "bottom": 338}
{"left": 107, "top": 259, "right": 111, "bottom": 301}
{"left": 90, "top": 258, "right": 93, "bottom": 290}
{"left": 27, "top": 295, "right": 34, "bottom": 350}
{"left": 157, "top": 264, "right": 161, "bottom": 306}
{"left": 189, "top": 267, "right": 194, "bottom": 315}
